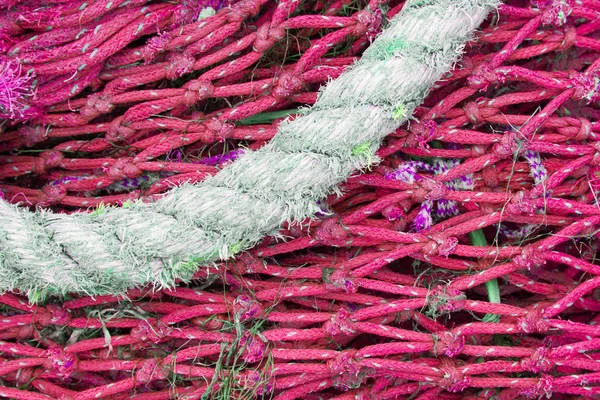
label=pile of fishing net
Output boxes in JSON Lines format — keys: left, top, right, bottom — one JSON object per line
{"left": 1, "top": 0, "right": 600, "bottom": 399}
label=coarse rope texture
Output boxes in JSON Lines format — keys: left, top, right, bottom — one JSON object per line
{"left": 1, "top": 0, "right": 600, "bottom": 399}
{"left": 0, "top": 0, "right": 497, "bottom": 299}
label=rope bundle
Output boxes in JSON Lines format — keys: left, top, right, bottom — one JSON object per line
{"left": 1, "top": 0, "right": 600, "bottom": 399}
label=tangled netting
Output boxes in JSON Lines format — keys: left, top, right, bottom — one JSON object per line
{"left": 2, "top": 0, "right": 600, "bottom": 399}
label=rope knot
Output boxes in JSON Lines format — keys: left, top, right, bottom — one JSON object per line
{"left": 513, "top": 246, "right": 547, "bottom": 273}
{"left": 492, "top": 131, "right": 522, "bottom": 159}
{"left": 520, "top": 374, "right": 553, "bottom": 399}
{"left": 575, "top": 118, "right": 592, "bottom": 141}
{"left": 408, "top": 120, "right": 437, "bottom": 148}
{"left": 80, "top": 93, "right": 114, "bottom": 118}
{"left": 327, "top": 350, "right": 365, "bottom": 390}
{"left": 39, "top": 185, "right": 67, "bottom": 206}
{"left": 135, "top": 358, "right": 169, "bottom": 384}
{"left": 19, "top": 125, "right": 47, "bottom": 147}
{"left": 239, "top": 332, "right": 267, "bottom": 364}
{"left": 130, "top": 319, "right": 170, "bottom": 343}
{"left": 142, "top": 33, "right": 170, "bottom": 62}
{"left": 413, "top": 179, "right": 447, "bottom": 203}
{"left": 481, "top": 165, "right": 499, "bottom": 188}
{"left": 591, "top": 142, "right": 600, "bottom": 167}
{"left": 166, "top": 52, "right": 195, "bottom": 80}
{"left": 323, "top": 308, "right": 356, "bottom": 338}
{"left": 106, "top": 158, "right": 143, "bottom": 180}
{"left": 324, "top": 269, "right": 357, "bottom": 294}
{"left": 33, "top": 150, "right": 63, "bottom": 175}
{"left": 238, "top": 369, "right": 274, "bottom": 395}
{"left": 272, "top": 72, "right": 305, "bottom": 100}
{"left": 506, "top": 191, "right": 536, "bottom": 216}
{"left": 44, "top": 346, "right": 78, "bottom": 377}
{"left": 253, "top": 23, "right": 286, "bottom": 53}
{"left": 381, "top": 204, "right": 404, "bottom": 222}
{"left": 352, "top": 9, "right": 381, "bottom": 38}
{"left": 106, "top": 115, "right": 136, "bottom": 142}
{"left": 232, "top": 295, "right": 264, "bottom": 322}
{"left": 203, "top": 117, "right": 235, "bottom": 141}
{"left": 427, "top": 286, "right": 466, "bottom": 318}
{"left": 423, "top": 234, "right": 458, "bottom": 258}
{"left": 534, "top": 0, "right": 573, "bottom": 26}
{"left": 46, "top": 304, "right": 72, "bottom": 325}
{"left": 463, "top": 101, "right": 486, "bottom": 125}
{"left": 521, "top": 346, "right": 554, "bottom": 373}
{"left": 433, "top": 331, "right": 465, "bottom": 358}
{"left": 227, "top": 0, "right": 262, "bottom": 23}
{"left": 315, "top": 218, "right": 352, "bottom": 247}
{"left": 517, "top": 309, "right": 549, "bottom": 334}
{"left": 468, "top": 63, "right": 505, "bottom": 92}
{"left": 439, "top": 360, "right": 471, "bottom": 393}
{"left": 570, "top": 72, "right": 600, "bottom": 103}
{"left": 184, "top": 80, "right": 214, "bottom": 106}
{"left": 557, "top": 25, "right": 577, "bottom": 51}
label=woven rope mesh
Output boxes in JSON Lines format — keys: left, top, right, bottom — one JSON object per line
{"left": 1, "top": 0, "right": 600, "bottom": 399}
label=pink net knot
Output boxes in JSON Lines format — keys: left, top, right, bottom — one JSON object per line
{"left": 33, "top": 150, "right": 64, "bottom": 175}
{"left": 39, "top": 185, "right": 67, "bottom": 207}
{"left": 468, "top": 63, "right": 505, "bottom": 92}
{"left": 203, "top": 117, "right": 235, "bottom": 141}
{"left": 575, "top": 117, "right": 592, "bottom": 141}
{"left": 253, "top": 23, "right": 286, "bottom": 53}
{"left": 166, "top": 52, "right": 195, "bottom": 80}
{"left": 570, "top": 71, "right": 600, "bottom": 103}
{"left": 324, "top": 269, "right": 357, "bottom": 294}
{"left": 232, "top": 295, "right": 264, "bottom": 322}
{"left": 106, "top": 157, "right": 143, "bottom": 180}
{"left": 17, "top": 325, "right": 34, "bottom": 340}
{"left": 46, "top": 303, "right": 72, "bottom": 325}
{"left": 433, "top": 331, "right": 465, "bottom": 358}
{"left": 521, "top": 346, "right": 554, "bottom": 373}
{"left": 315, "top": 218, "right": 352, "bottom": 247}
{"left": 238, "top": 369, "right": 274, "bottom": 395}
{"left": 352, "top": 9, "right": 381, "bottom": 38}
{"left": 506, "top": 191, "right": 536, "bottom": 216}
{"left": 327, "top": 349, "right": 365, "bottom": 390}
{"left": 107, "top": 116, "right": 136, "bottom": 142}
{"left": 481, "top": 165, "right": 500, "bottom": 188}
{"left": 513, "top": 246, "right": 547, "bottom": 273}
{"left": 520, "top": 374, "right": 553, "bottom": 399}
{"left": 463, "top": 101, "right": 486, "bottom": 125}
{"left": 239, "top": 332, "right": 267, "bottom": 364}
{"left": 80, "top": 93, "right": 114, "bottom": 118}
{"left": 427, "top": 285, "right": 466, "bottom": 317}
{"left": 135, "top": 358, "right": 170, "bottom": 384}
{"left": 184, "top": 80, "right": 214, "bottom": 106}
{"left": 535, "top": 0, "right": 573, "bottom": 26}
{"left": 272, "top": 71, "right": 305, "bottom": 100}
{"left": 438, "top": 361, "right": 471, "bottom": 393}
{"left": 323, "top": 308, "right": 357, "bottom": 338}
{"left": 413, "top": 179, "right": 447, "bottom": 203}
{"left": 43, "top": 346, "right": 78, "bottom": 377}
{"left": 408, "top": 120, "right": 437, "bottom": 148}
{"left": 557, "top": 25, "right": 577, "bottom": 51}
{"left": 19, "top": 125, "right": 47, "bottom": 147}
{"left": 236, "top": 252, "right": 264, "bottom": 273}
{"left": 130, "top": 319, "right": 170, "bottom": 343}
{"left": 517, "top": 309, "right": 550, "bottom": 334}
{"left": 423, "top": 233, "right": 458, "bottom": 258}
{"left": 227, "top": 0, "right": 262, "bottom": 23}
{"left": 142, "top": 33, "right": 170, "bottom": 63}
{"left": 381, "top": 204, "right": 404, "bottom": 222}
{"left": 492, "top": 131, "right": 523, "bottom": 159}
{"left": 591, "top": 142, "right": 600, "bottom": 167}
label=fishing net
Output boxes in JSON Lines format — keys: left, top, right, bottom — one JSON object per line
{"left": 1, "top": 0, "right": 600, "bottom": 399}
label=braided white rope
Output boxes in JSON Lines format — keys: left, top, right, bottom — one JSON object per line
{"left": 0, "top": 0, "right": 498, "bottom": 300}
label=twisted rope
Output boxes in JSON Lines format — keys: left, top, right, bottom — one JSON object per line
{"left": 0, "top": 0, "right": 498, "bottom": 300}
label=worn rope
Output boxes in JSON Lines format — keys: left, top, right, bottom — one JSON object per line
{"left": 0, "top": 0, "right": 498, "bottom": 300}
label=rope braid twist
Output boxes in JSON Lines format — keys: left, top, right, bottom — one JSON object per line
{"left": 0, "top": 0, "right": 497, "bottom": 300}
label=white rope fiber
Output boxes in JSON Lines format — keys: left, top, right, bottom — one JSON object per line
{"left": 0, "top": 0, "right": 498, "bottom": 300}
